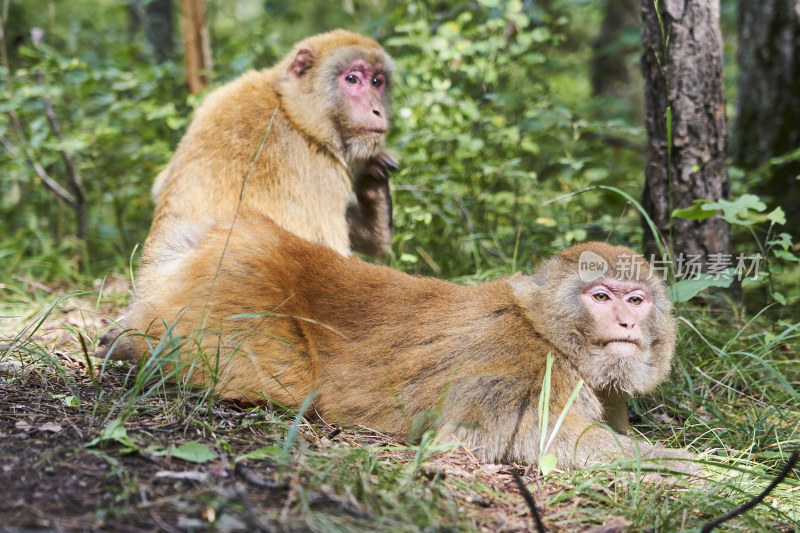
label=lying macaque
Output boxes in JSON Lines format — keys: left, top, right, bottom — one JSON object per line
{"left": 108, "top": 213, "right": 694, "bottom": 471}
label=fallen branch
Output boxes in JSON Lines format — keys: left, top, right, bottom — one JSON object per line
{"left": 37, "top": 69, "right": 87, "bottom": 237}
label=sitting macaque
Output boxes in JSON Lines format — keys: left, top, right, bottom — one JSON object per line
{"left": 111, "top": 214, "right": 694, "bottom": 471}
{"left": 97, "top": 30, "right": 396, "bottom": 356}
{"left": 147, "top": 29, "right": 396, "bottom": 261}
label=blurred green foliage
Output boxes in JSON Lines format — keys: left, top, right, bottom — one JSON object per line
{"left": 1, "top": 0, "right": 797, "bottom": 306}
{"left": 386, "top": 1, "right": 646, "bottom": 275}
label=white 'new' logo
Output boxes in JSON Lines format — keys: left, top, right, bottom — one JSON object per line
{"left": 578, "top": 251, "right": 609, "bottom": 282}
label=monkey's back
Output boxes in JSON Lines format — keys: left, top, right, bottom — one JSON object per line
{"left": 148, "top": 68, "right": 354, "bottom": 258}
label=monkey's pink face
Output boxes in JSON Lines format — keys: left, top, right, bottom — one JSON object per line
{"left": 581, "top": 280, "right": 652, "bottom": 358}
{"left": 338, "top": 60, "right": 390, "bottom": 135}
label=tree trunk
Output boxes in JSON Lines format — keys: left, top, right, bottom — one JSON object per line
{"left": 128, "top": 0, "right": 175, "bottom": 63}
{"left": 591, "top": 0, "right": 640, "bottom": 97}
{"left": 733, "top": 0, "right": 800, "bottom": 227}
{"left": 145, "top": 0, "right": 175, "bottom": 63}
{"left": 179, "top": 0, "right": 212, "bottom": 93}
{"left": 640, "top": 0, "right": 730, "bottom": 267}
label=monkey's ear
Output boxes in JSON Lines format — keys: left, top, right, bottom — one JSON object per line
{"left": 288, "top": 48, "right": 315, "bottom": 78}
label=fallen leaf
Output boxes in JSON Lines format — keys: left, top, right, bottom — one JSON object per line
{"left": 0, "top": 361, "right": 23, "bottom": 375}
{"left": 235, "top": 445, "right": 281, "bottom": 462}
{"left": 481, "top": 463, "right": 515, "bottom": 474}
{"left": 585, "top": 516, "right": 632, "bottom": 533}
{"left": 170, "top": 442, "right": 218, "bottom": 463}
{"left": 155, "top": 470, "right": 210, "bottom": 482}
{"left": 39, "top": 422, "right": 62, "bottom": 433}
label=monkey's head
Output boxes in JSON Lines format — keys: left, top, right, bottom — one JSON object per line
{"left": 277, "top": 29, "right": 394, "bottom": 166}
{"left": 511, "top": 242, "right": 676, "bottom": 395}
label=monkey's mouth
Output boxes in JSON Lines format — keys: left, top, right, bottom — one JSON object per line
{"left": 602, "top": 339, "right": 642, "bottom": 355}
{"left": 603, "top": 338, "right": 640, "bottom": 346}
{"left": 357, "top": 128, "right": 387, "bottom": 136}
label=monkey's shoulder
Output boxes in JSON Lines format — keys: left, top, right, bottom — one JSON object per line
{"left": 192, "top": 69, "right": 281, "bottom": 126}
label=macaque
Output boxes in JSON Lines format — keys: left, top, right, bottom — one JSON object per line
{"left": 111, "top": 214, "right": 694, "bottom": 471}
{"left": 147, "top": 29, "right": 396, "bottom": 260}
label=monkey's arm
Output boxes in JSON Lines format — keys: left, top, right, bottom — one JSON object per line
{"left": 443, "top": 374, "right": 696, "bottom": 473}
{"left": 347, "top": 152, "right": 396, "bottom": 258}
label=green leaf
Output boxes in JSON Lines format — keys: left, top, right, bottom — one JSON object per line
{"left": 773, "top": 249, "right": 799, "bottom": 262}
{"left": 767, "top": 233, "right": 793, "bottom": 250}
{"left": 282, "top": 391, "right": 319, "bottom": 463}
{"left": 666, "top": 107, "right": 672, "bottom": 157}
{"left": 170, "top": 442, "right": 218, "bottom": 463}
{"left": 543, "top": 379, "right": 584, "bottom": 455}
{"left": 235, "top": 446, "right": 282, "bottom": 462}
{"left": 145, "top": 102, "right": 177, "bottom": 120}
{"left": 87, "top": 418, "right": 139, "bottom": 451}
{"left": 62, "top": 395, "right": 79, "bottom": 407}
{"left": 772, "top": 292, "right": 787, "bottom": 305}
{"left": 670, "top": 273, "right": 734, "bottom": 303}
{"left": 53, "top": 394, "right": 79, "bottom": 407}
{"left": 537, "top": 353, "right": 553, "bottom": 454}
{"left": 166, "top": 115, "right": 187, "bottom": 130}
{"left": 766, "top": 207, "right": 786, "bottom": 225}
{"left": 671, "top": 199, "right": 716, "bottom": 220}
{"left": 704, "top": 194, "right": 767, "bottom": 225}
{"left": 100, "top": 418, "right": 128, "bottom": 440}
{"left": 530, "top": 27, "right": 552, "bottom": 43}
{"left": 539, "top": 453, "right": 558, "bottom": 475}
{"left": 145, "top": 444, "right": 168, "bottom": 456}
{"left": 741, "top": 276, "right": 764, "bottom": 288}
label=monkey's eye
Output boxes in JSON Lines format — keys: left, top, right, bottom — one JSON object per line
{"left": 345, "top": 74, "right": 359, "bottom": 84}
{"left": 372, "top": 77, "right": 383, "bottom": 88}
{"left": 628, "top": 296, "right": 644, "bottom": 305}
{"left": 592, "top": 293, "right": 610, "bottom": 302}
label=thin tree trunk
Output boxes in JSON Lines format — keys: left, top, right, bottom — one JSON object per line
{"left": 179, "top": 0, "right": 212, "bottom": 93}
{"left": 146, "top": 0, "right": 175, "bottom": 63}
{"left": 129, "top": 0, "right": 175, "bottom": 63}
{"left": 733, "top": 0, "right": 800, "bottom": 227}
{"left": 591, "top": 0, "right": 640, "bottom": 97}
{"left": 640, "top": 0, "right": 730, "bottom": 267}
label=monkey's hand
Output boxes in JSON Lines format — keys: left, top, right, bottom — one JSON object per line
{"left": 94, "top": 324, "right": 148, "bottom": 364}
{"left": 347, "top": 151, "right": 397, "bottom": 258}
{"left": 635, "top": 443, "right": 700, "bottom": 477}
{"left": 555, "top": 418, "right": 700, "bottom": 477}
{"left": 95, "top": 325, "right": 123, "bottom": 360}
{"left": 593, "top": 430, "right": 700, "bottom": 477}
{"left": 354, "top": 151, "right": 397, "bottom": 205}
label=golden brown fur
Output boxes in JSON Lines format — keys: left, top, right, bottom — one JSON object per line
{"left": 113, "top": 214, "right": 693, "bottom": 471}
{"left": 148, "top": 30, "right": 395, "bottom": 260}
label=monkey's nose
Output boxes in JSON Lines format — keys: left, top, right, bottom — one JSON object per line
{"left": 373, "top": 109, "right": 381, "bottom": 117}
